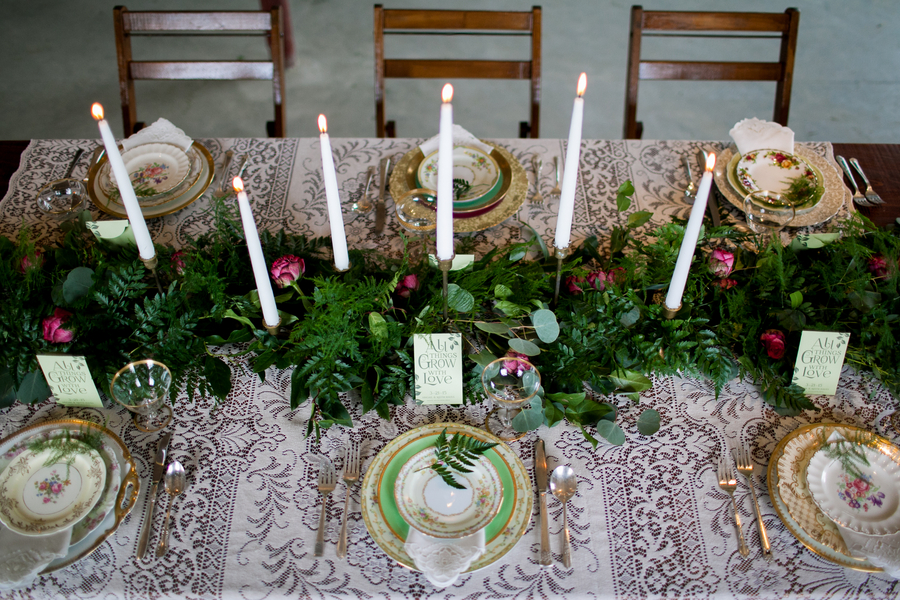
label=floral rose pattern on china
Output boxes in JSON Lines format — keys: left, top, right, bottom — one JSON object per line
{"left": 837, "top": 471, "right": 885, "bottom": 512}
{"left": 34, "top": 468, "right": 71, "bottom": 504}
{"left": 131, "top": 161, "right": 170, "bottom": 187}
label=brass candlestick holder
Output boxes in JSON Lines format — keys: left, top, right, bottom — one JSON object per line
{"left": 334, "top": 261, "right": 352, "bottom": 273}
{"left": 552, "top": 244, "right": 570, "bottom": 306}
{"left": 439, "top": 255, "right": 454, "bottom": 319}
{"left": 141, "top": 255, "right": 163, "bottom": 294}
{"left": 653, "top": 291, "right": 681, "bottom": 320}
{"left": 263, "top": 316, "right": 282, "bottom": 337}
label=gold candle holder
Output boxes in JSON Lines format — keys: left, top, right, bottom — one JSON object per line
{"left": 334, "top": 261, "right": 352, "bottom": 273}
{"left": 141, "top": 255, "right": 163, "bottom": 294}
{"left": 263, "top": 316, "right": 282, "bottom": 337}
{"left": 552, "top": 244, "right": 570, "bottom": 306}
{"left": 439, "top": 255, "right": 454, "bottom": 320}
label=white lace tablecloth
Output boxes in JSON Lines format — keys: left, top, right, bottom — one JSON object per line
{"left": 1, "top": 139, "right": 896, "bottom": 600}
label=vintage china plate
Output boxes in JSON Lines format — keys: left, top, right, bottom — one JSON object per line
{"left": 714, "top": 146, "right": 846, "bottom": 228}
{"left": 807, "top": 441, "right": 900, "bottom": 536}
{"left": 417, "top": 146, "right": 502, "bottom": 208}
{"left": 768, "top": 423, "right": 884, "bottom": 571}
{"left": 0, "top": 443, "right": 105, "bottom": 536}
{"left": 109, "top": 143, "right": 191, "bottom": 196}
{"left": 391, "top": 143, "right": 527, "bottom": 232}
{"left": 395, "top": 448, "right": 503, "bottom": 539}
{"left": 0, "top": 419, "right": 138, "bottom": 572}
{"left": 361, "top": 422, "right": 532, "bottom": 573}
{"left": 98, "top": 143, "right": 204, "bottom": 207}
{"left": 730, "top": 150, "right": 824, "bottom": 215}
{"left": 88, "top": 141, "right": 214, "bottom": 219}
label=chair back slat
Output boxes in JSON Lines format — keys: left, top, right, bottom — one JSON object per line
{"left": 384, "top": 60, "right": 532, "bottom": 80}
{"left": 130, "top": 62, "right": 275, "bottom": 81}
{"left": 642, "top": 11, "right": 791, "bottom": 33}
{"left": 639, "top": 61, "right": 782, "bottom": 81}
{"left": 383, "top": 10, "right": 534, "bottom": 31}
{"left": 123, "top": 12, "right": 273, "bottom": 32}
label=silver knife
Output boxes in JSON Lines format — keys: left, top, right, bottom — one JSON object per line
{"left": 374, "top": 157, "right": 391, "bottom": 233}
{"left": 137, "top": 431, "right": 172, "bottom": 559}
{"left": 701, "top": 150, "right": 722, "bottom": 228}
{"left": 535, "top": 439, "right": 552, "bottom": 566}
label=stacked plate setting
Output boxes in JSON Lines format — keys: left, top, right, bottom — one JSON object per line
{"left": 416, "top": 146, "right": 507, "bottom": 218}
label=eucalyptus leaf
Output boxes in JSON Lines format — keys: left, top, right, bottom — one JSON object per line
{"left": 494, "top": 284, "right": 513, "bottom": 299}
{"left": 17, "top": 370, "right": 51, "bottom": 404}
{"left": 469, "top": 351, "right": 498, "bottom": 367}
{"left": 626, "top": 211, "right": 653, "bottom": 229}
{"left": 369, "top": 312, "right": 388, "bottom": 339}
{"left": 521, "top": 369, "right": 540, "bottom": 394}
{"left": 636, "top": 409, "right": 661, "bottom": 435}
{"left": 509, "top": 338, "right": 541, "bottom": 356}
{"left": 531, "top": 309, "right": 560, "bottom": 343}
{"left": 62, "top": 267, "right": 95, "bottom": 304}
{"left": 609, "top": 369, "right": 652, "bottom": 393}
{"left": 475, "top": 322, "right": 513, "bottom": 336}
{"left": 596, "top": 420, "right": 626, "bottom": 446}
{"left": 619, "top": 306, "right": 641, "bottom": 328}
{"left": 511, "top": 403, "right": 543, "bottom": 431}
{"left": 483, "top": 361, "right": 502, "bottom": 380}
{"left": 204, "top": 356, "right": 233, "bottom": 398}
{"left": 495, "top": 300, "right": 528, "bottom": 317}
{"left": 447, "top": 284, "right": 475, "bottom": 313}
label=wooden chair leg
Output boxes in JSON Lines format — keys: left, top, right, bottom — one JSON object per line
{"left": 519, "top": 121, "right": 531, "bottom": 139}
{"left": 267, "top": 120, "right": 275, "bottom": 138}
{"left": 635, "top": 121, "right": 644, "bottom": 140}
{"left": 386, "top": 120, "right": 396, "bottom": 138}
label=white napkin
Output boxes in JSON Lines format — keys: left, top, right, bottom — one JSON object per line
{"left": 120, "top": 118, "right": 193, "bottom": 152}
{"left": 419, "top": 124, "right": 492, "bottom": 156}
{"left": 729, "top": 118, "right": 794, "bottom": 156}
{"left": 404, "top": 527, "right": 485, "bottom": 588}
{"left": 0, "top": 524, "right": 72, "bottom": 590}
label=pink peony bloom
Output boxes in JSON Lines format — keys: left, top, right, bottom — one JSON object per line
{"left": 713, "top": 278, "right": 737, "bottom": 290}
{"left": 709, "top": 248, "right": 735, "bottom": 278}
{"left": 868, "top": 255, "right": 889, "bottom": 278}
{"left": 565, "top": 275, "right": 585, "bottom": 295}
{"left": 42, "top": 308, "right": 74, "bottom": 344}
{"left": 395, "top": 274, "right": 420, "bottom": 299}
{"left": 171, "top": 250, "right": 186, "bottom": 275}
{"left": 19, "top": 250, "right": 43, "bottom": 273}
{"left": 760, "top": 329, "right": 786, "bottom": 360}
{"left": 270, "top": 255, "right": 305, "bottom": 288}
{"left": 501, "top": 351, "right": 532, "bottom": 378}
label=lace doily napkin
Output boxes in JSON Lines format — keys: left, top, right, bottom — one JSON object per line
{"left": 120, "top": 118, "right": 193, "bottom": 152}
{"left": 729, "top": 117, "right": 794, "bottom": 156}
{"left": 404, "top": 527, "right": 485, "bottom": 588}
{"left": 0, "top": 524, "right": 71, "bottom": 590}
{"left": 419, "top": 124, "right": 492, "bottom": 156}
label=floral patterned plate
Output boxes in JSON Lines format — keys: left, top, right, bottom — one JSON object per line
{"left": 97, "top": 142, "right": 204, "bottom": 208}
{"left": 734, "top": 149, "right": 824, "bottom": 214}
{"left": 417, "top": 146, "right": 502, "bottom": 209}
{"left": 109, "top": 143, "right": 191, "bottom": 196}
{"left": 361, "top": 422, "right": 532, "bottom": 573}
{"left": 807, "top": 440, "right": 900, "bottom": 536}
{"left": 0, "top": 443, "right": 105, "bottom": 536}
{"left": 394, "top": 448, "right": 503, "bottom": 539}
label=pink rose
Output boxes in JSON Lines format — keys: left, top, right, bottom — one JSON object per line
{"left": 501, "top": 351, "right": 532, "bottom": 378}
{"left": 713, "top": 278, "right": 737, "bottom": 290}
{"left": 270, "top": 255, "right": 305, "bottom": 288}
{"left": 42, "top": 308, "right": 74, "bottom": 344}
{"left": 51, "top": 482, "right": 62, "bottom": 494}
{"left": 565, "top": 275, "right": 585, "bottom": 295}
{"left": 171, "top": 250, "right": 186, "bottom": 275}
{"left": 606, "top": 267, "right": 626, "bottom": 285}
{"left": 43, "top": 497, "right": 51, "bottom": 504}
{"left": 760, "top": 329, "right": 786, "bottom": 360}
{"left": 19, "top": 250, "right": 43, "bottom": 273}
{"left": 586, "top": 270, "right": 607, "bottom": 291}
{"left": 868, "top": 255, "right": 889, "bottom": 278}
{"left": 395, "top": 274, "right": 420, "bottom": 299}
{"left": 39, "top": 481, "right": 48, "bottom": 491}
{"left": 709, "top": 248, "right": 735, "bottom": 278}
{"left": 852, "top": 479, "right": 870, "bottom": 494}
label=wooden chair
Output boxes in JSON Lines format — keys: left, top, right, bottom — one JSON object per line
{"left": 624, "top": 6, "right": 800, "bottom": 139}
{"left": 374, "top": 5, "right": 541, "bottom": 138}
{"left": 113, "top": 6, "right": 287, "bottom": 137}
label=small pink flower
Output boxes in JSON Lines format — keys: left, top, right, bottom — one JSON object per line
{"left": 39, "top": 481, "right": 48, "bottom": 491}
{"left": 606, "top": 267, "right": 626, "bottom": 285}
{"left": 270, "top": 255, "right": 305, "bottom": 288}
{"left": 395, "top": 274, "right": 420, "bottom": 299}
{"left": 43, "top": 497, "right": 51, "bottom": 504}
{"left": 19, "top": 250, "right": 43, "bottom": 273}
{"left": 709, "top": 248, "right": 735, "bottom": 278}
{"left": 760, "top": 329, "right": 786, "bottom": 360}
{"left": 171, "top": 251, "right": 186, "bottom": 275}
{"left": 51, "top": 482, "right": 62, "bottom": 494}
{"left": 565, "top": 275, "right": 585, "bottom": 295}
{"left": 500, "top": 351, "right": 532, "bottom": 378}
{"left": 852, "top": 479, "right": 870, "bottom": 494}
{"left": 586, "top": 270, "right": 607, "bottom": 291}
{"left": 42, "top": 308, "right": 74, "bottom": 344}
{"left": 868, "top": 255, "right": 889, "bottom": 278}
{"left": 713, "top": 278, "right": 737, "bottom": 290}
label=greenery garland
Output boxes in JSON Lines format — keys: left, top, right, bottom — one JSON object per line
{"left": 2, "top": 183, "right": 898, "bottom": 445}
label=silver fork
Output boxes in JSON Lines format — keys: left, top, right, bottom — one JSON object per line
{"left": 849, "top": 158, "right": 884, "bottom": 205}
{"left": 314, "top": 459, "right": 337, "bottom": 557}
{"left": 734, "top": 445, "right": 772, "bottom": 561}
{"left": 836, "top": 155, "right": 871, "bottom": 207}
{"left": 549, "top": 156, "right": 562, "bottom": 196}
{"left": 531, "top": 155, "right": 544, "bottom": 204}
{"left": 336, "top": 441, "right": 361, "bottom": 559}
{"left": 717, "top": 457, "right": 749, "bottom": 557}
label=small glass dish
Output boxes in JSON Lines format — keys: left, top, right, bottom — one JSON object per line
{"left": 743, "top": 190, "right": 795, "bottom": 234}
{"left": 37, "top": 178, "right": 87, "bottom": 222}
{"left": 395, "top": 188, "right": 437, "bottom": 234}
{"left": 109, "top": 360, "right": 173, "bottom": 432}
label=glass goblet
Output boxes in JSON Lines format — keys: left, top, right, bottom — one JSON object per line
{"left": 109, "top": 360, "right": 173, "bottom": 432}
{"left": 36, "top": 178, "right": 86, "bottom": 223}
{"left": 481, "top": 356, "right": 541, "bottom": 442}
{"left": 743, "top": 190, "right": 795, "bottom": 235}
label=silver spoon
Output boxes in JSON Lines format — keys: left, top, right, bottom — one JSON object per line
{"left": 550, "top": 465, "right": 577, "bottom": 568}
{"left": 63, "top": 148, "right": 84, "bottom": 179}
{"left": 156, "top": 460, "right": 186, "bottom": 557}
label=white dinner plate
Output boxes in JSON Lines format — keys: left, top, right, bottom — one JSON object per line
{"left": 109, "top": 143, "right": 190, "bottom": 196}
{"left": 417, "top": 146, "right": 502, "bottom": 207}
{"left": 735, "top": 149, "right": 823, "bottom": 213}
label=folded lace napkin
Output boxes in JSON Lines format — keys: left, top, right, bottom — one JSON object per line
{"left": 121, "top": 118, "right": 193, "bottom": 152}
{"left": 419, "top": 124, "right": 492, "bottom": 156}
{"left": 729, "top": 118, "right": 794, "bottom": 156}
{"left": 404, "top": 527, "right": 485, "bottom": 588}
{"left": 0, "top": 524, "right": 71, "bottom": 590}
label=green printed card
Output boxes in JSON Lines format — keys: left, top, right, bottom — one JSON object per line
{"left": 413, "top": 333, "right": 463, "bottom": 404}
{"left": 86, "top": 220, "right": 136, "bottom": 248}
{"left": 36, "top": 355, "right": 104, "bottom": 407}
{"left": 791, "top": 331, "right": 850, "bottom": 396}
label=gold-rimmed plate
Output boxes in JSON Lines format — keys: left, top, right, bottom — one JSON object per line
{"left": 87, "top": 141, "right": 214, "bottom": 219}
{"left": 361, "top": 422, "right": 532, "bottom": 573}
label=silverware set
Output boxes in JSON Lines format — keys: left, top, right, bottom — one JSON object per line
{"left": 534, "top": 439, "right": 577, "bottom": 568}
{"left": 716, "top": 444, "right": 771, "bottom": 560}
{"left": 837, "top": 155, "right": 884, "bottom": 207}
{"left": 531, "top": 154, "right": 563, "bottom": 205}
{"left": 315, "top": 443, "right": 363, "bottom": 558}
{"left": 137, "top": 432, "right": 188, "bottom": 560}
{"left": 374, "top": 157, "right": 391, "bottom": 233}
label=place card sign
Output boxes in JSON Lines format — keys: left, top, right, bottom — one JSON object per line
{"left": 428, "top": 254, "right": 475, "bottom": 271}
{"left": 36, "top": 354, "right": 104, "bottom": 407}
{"left": 413, "top": 333, "right": 463, "bottom": 404}
{"left": 86, "top": 220, "right": 136, "bottom": 248}
{"left": 791, "top": 331, "right": 850, "bottom": 396}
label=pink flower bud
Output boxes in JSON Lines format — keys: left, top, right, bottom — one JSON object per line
{"left": 171, "top": 250, "right": 186, "bottom": 275}
{"left": 760, "top": 329, "right": 786, "bottom": 360}
{"left": 395, "top": 274, "right": 421, "bottom": 298}
{"left": 709, "top": 248, "right": 735, "bottom": 278}
{"left": 868, "top": 254, "right": 889, "bottom": 278}
{"left": 19, "top": 250, "right": 43, "bottom": 274}
{"left": 270, "top": 255, "right": 305, "bottom": 288}
{"left": 42, "top": 308, "right": 74, "bottom": 344}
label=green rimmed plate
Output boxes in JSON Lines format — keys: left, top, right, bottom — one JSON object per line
{"left": 726, "top": 150, "right": 824, "bottom": 215}
{"left": 417, "top": 146, "right": 502, "bottom": 209}
{"left": 361, "top": 422, "right": 532, "bottom": 572}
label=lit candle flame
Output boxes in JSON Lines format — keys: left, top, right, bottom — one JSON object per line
{"left": 705, "top": 152, "right": 716, "bottom": 172}
{"left": 441, "top": 83, "right": 453, "bottom": 103}
{"left": 318, "top": 114, "right": 327, "bottom": 134}
{"left": 576, "top": 73, "right": 587, "bottom": 97}
{"left": 91, "top": 103, "right": 104, "bottom": 120}
{"left": 232, "top": 176, "right": 244, "bottom": 193}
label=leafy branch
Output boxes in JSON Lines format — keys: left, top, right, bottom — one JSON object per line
{"left": 430, "top": 428, "right": 498, "bottom": 489}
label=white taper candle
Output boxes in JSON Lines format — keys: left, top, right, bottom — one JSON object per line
{"left": 317, "top": 115, "right": 350, "bottom": 271}
{"left": 554, "top": 73, "right": 587, "bottom": 250}
{"left": 233, "top": 177, "right": 280, "bottom": 328}
{"left": 436, "top": 84, "right": 455, "bottom": 261}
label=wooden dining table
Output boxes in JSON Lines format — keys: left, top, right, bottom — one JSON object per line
{"left": 1, "top": 136, "right": 899, "bottom": 599}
